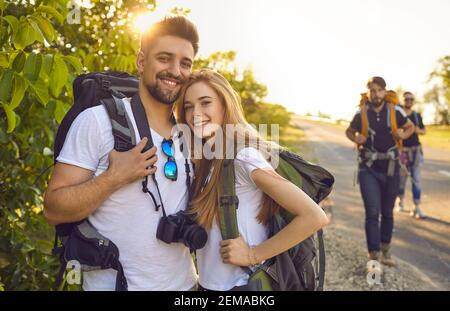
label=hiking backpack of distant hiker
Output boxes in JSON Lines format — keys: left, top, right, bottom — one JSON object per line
{"left": 217, "top": 150, "right": 335, "bottom": 291}
{"left": 356, "top": 91, "right": 403, "bottom": 177}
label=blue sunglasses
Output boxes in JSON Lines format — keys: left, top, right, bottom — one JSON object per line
{"left": 162, "top": 138, "right": 177, "bottom": 181}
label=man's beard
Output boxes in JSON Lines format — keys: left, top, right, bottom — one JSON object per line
{"left": 371, "top": 98, "right": 384, "bottom": 108}
{"left": 145, "top": 73, "right": 184, "bottom": 105}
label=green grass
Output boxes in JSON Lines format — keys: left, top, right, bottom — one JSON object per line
{"left": 421, "top": 125, "right": 450, "bottom": 151}
{"left": 279, "top": 123, "right": 317, "bottom": 163}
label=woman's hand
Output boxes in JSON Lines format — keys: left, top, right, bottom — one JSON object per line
{"left": 220, "top": 236, "right": 258, "bottom": 266}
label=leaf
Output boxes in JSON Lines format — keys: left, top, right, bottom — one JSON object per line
{"left": 12, "top": 51, "right": 26, "bottom": 72}
{"left": 36, "top": 5, "right": 64, "bottom": 25}
{"left": 2, "top": 103, "right": 16, "bottom": 133}
{"left": 13, "top": 20, "right": 37, "bottom": 50}
{"left": 54, "top": 100, "right": 70, "bottom": 124}
{"left": 24, "top": 52, "right": 43, "bottom": 82}
{"left": 49, "top": 55, "right": 68, "bottom": 97}
{"left": 10, "top": 74, "right": 27, "bottom": 110}
{"left": 41, "top": 53, "right": 54, "bottom": 76}
{"left": 26, "top": 16, "right": 45, "bottom": 44}
{"left": 30, "top": 15, "right": 55, "bottom": 43}
{"left": 3, "top": 15, "right": 18, "bottom": 36}
{"left": 0, "top": 52, "right": 8, "bottom": 68}
{"left": 29, "top": 78, "right": 50, "bottom": 106}
{"left": 0, "top": 69, "right": 13, "bottom": 102}
{"left": 62, "top": 55, "right": 82, "bottom": 73}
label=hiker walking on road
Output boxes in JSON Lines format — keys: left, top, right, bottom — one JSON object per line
{"left": 345, "top": 77, "right": 415, "bottom": 266}
{"left": 397, "top": 92, "right": 427, "bottom": 219}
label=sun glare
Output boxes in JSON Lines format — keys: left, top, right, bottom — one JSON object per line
{"left": 134, "top": 12, "right": 155, "bottom": 33}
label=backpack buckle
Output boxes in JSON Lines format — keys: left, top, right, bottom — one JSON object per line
{"left": 102, "top": 79, "right": 111, "bottom": 90}
{"left": 219, "top": 195, "right": 239, "bottom": 206}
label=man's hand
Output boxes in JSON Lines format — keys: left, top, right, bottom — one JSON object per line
{"left": 346, "top": 126, "right": 366, "bottom": 145}
{"left": 354, "top": 133, "right": 367, "bottom": 145}
{"left": 105, "top": 137, "right": 157, "bottom": 188}
{"left": 393, "top": 129, "right": 405, "bottom": 140}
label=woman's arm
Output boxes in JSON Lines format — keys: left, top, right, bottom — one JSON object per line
{"left": 220, "top": 169, "right": 329, "bottom": 266}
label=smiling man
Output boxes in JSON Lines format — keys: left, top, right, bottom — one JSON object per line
{"left": 44, "top": 16, "right": 200, "bottom": 290}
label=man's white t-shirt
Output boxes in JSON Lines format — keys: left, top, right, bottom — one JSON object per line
{"left": 57, "top": 98, "right": 197, "bottom": 291}
{"left": 196, "top": 147, "right": 275, "bottom": 291}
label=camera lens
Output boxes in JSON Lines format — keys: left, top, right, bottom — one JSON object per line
{"left": 182, "top": 225, "right": 207, "bottom": 250}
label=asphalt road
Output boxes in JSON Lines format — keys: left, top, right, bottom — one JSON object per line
{"left": 294, "top": 117, "right": 450, "bottom": 290}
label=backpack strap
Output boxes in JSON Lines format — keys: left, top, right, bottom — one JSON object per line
{"left": 316, "top": 228, "right": 326, "bottom": 291}
{"left": 387, "top": 103, "right": 402, "bottom": 151}
{"left": 101, "top": 95, "right": 136, "bottom": 152}
{"left": 359, "top": 93, "right": 370, "bottom": 140}
{"left": 218, "top": 159, "right": 240, "bottom": 240}
{"left": 412, "top": 111, "right": 419, "bottom": 125}
{"left": 218, "top": 159, "right": 262, "bottom": 277}
{"left": 360, "top": 105, "right": 369, "bottom": 139}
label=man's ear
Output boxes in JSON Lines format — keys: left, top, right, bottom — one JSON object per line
{"left": 136, "top": 50, "right": 146, "bottom": 74}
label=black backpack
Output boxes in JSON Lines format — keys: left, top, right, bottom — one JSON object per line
{"left": 52, "top": 71, "right": 145, "bottom": 291}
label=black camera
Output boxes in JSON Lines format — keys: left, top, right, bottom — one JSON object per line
{"left": 156, "top": 210, "right": 207, "bottom": 251}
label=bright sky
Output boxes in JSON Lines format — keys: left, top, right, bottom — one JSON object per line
{"left": 142, "top": 0, "right": 450, "bottom": 121}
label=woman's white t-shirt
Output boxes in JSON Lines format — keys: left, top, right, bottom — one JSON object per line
{"left": 196, "top": 147, "right": 275, "bottom": 291}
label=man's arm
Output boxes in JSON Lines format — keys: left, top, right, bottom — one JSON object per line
{"left": 44, "top": 138, "right": 157, "bottom": 225}
{"left": 416, "top": 114, "right": 426, "bottom": 135}
{"left": 393, "top": 119, "right": 415, "bottom": 141}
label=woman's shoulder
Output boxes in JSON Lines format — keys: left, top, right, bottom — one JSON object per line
{"left": 236, "top": 147, "right": 269, "bottom": 163}
{"left": 234, "top": 147, "right": 273, "bottom": 176}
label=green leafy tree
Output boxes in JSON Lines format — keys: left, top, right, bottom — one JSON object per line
{"left": 194, "top": 51, "right": 292, "bottom": 137}
{"left": 0, "top": 0, "right": 155, "bottom": 291}
{"left": 425, "top": 56, "right": 450, "bottom": 125}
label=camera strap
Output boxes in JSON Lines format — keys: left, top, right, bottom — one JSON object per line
{"left": 130, "top": 94, "right": 167, "bottom": 217}
{"left": 130, "top": 94, "right": 193, "bottom": 217}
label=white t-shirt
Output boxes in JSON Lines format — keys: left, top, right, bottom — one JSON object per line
{"left": 196, "top": 147, "right": 274, "bottom": 291}
{"left": 57, "top": 98, "right": 197, "bottom": 291}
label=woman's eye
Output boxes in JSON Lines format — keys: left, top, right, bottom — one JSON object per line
{"left": 201, "top": 101, "right": 211, "bottom": 106}
{"left": 184, "top": 105, "right": 193, "bottom": 110}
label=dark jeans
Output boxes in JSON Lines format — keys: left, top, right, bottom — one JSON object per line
{"left": 359, "top": 164, "right": 400, "bottom": 252}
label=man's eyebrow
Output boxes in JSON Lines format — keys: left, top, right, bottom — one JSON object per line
{"left": 155, "top": 52, "right": 173, "bottom": 57}
{"left": 155, "top": 52, "right": 193, "bottom": 63}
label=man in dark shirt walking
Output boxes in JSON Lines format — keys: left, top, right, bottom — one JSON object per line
{"left": 345, "top": 77, "right": 415, "bottom": 266}
{"left": 397, "top": 92, "right": 427, "bottom": 219}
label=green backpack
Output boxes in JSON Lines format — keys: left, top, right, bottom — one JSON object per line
{"left": 218, "top": 149, "right": 334, "bottom": 291}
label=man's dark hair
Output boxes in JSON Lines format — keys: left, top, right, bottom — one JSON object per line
{"left": 403, "top": 91, "right": 414, "bottom": 98}
{"left": 366, "top": 76, "right": 387, "bottom": 89}
{"left": 140, "top": 16, "right": 199, "bottom": 56}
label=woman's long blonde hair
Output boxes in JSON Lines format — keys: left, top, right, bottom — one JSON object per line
{"left": 174, "top": 69, "right": 281, "bottom": 230}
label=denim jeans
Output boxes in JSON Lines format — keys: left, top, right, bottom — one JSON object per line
{"left": 359, "top": 164, "right": 400, "bottom": 252}
{"left": 398, "top": 148, "right": 423, "bottom": 205}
